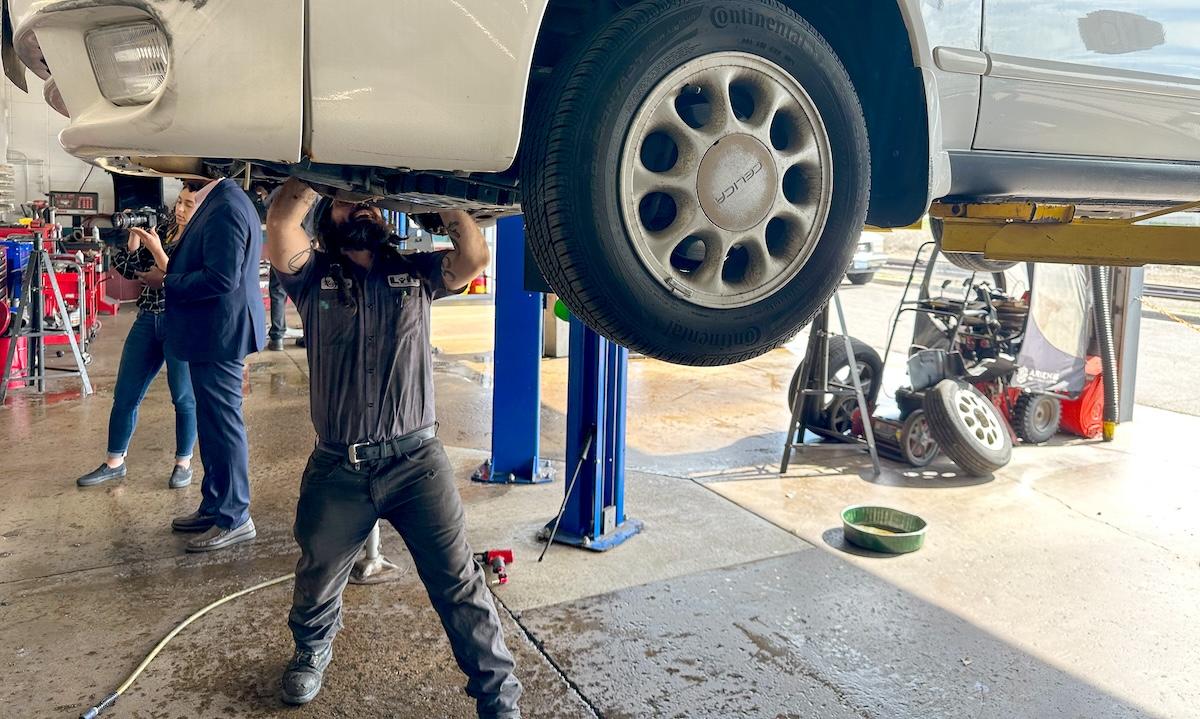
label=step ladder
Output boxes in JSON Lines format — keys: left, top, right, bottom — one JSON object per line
{"left": 0, "top": 248, "right": 93, "bottom": 403}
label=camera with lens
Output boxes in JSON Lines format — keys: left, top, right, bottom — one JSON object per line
{"left": 93, "top": 207, "right": 162, "bottom": 248}
{"left": 110, "top": 207, "right": 159, "bottom": 231}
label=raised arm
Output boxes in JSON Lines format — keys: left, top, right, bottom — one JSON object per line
{"left": 438, "top": 210, "right": 489, "bottom": 292}
{"left": 266, "top": 177, "right": 319, "bottom": 275}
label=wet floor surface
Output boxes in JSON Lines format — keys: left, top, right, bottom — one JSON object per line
{"left": 2, "top": 302, "right": 1198, "bottom": 717}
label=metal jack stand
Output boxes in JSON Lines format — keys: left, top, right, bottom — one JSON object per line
{"left": 473, "top": 216, "right": 554, "bottom": 485}
{"left": 780, "top": 291, "right": 881, "bottom": 476}
{"left": 1, "top": 248, "right": 93, "bottom": 403}
{"left": 348, "top": 522, "right": 404, "bottom": 585}
{"left": 539, "top": 318, "right": 643, "bottom": 553}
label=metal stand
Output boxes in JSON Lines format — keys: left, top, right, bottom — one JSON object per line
{"left": 780, "top": 291, "right": 881, "bottom": 476}
{"left": 348, "top": 522, "right": 404, "bottom": 585}
{"left": 539, "top": 318, "right": 643, "bottom": 552}
{"left": 0, "top": 249, "right": 93, "bottom": 404}
{"left": 472, "top": 216, "right": 553, "bottom": 484}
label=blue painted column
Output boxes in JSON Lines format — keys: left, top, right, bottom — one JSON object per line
{"left": 543, "top": 317, "right": 642, "bottom": 550}
{"left": 472, "top": 216, "right": 552, "bottom": 484}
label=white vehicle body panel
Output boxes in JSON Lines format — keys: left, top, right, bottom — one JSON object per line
{"left": 976, "top": 0, "right": 1200, "bottom": 161}
{"left": 9, "top": 0, "right": 303, "bottom": 167}
{"left": 307, "top": 0, "right": 550, "bottom": 171}
{"left": 5, "top": 0, "right": 1198, "bottom": 213}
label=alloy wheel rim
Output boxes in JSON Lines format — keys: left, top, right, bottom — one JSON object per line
{"left": 906, "top": 414, "right": 936, "bottom": 460}
{"left": 619, "top": 52, "right": 834, "bottom": 309}
{"left": 954, "top": 388, "right": 1005, "bottom": 450}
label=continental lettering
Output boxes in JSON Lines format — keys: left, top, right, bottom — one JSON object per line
{"left": 665, "top": 321, "right": 762, "bottom": 348}
{"left": 711, "top": 6, "right": 802, "bottom": 45}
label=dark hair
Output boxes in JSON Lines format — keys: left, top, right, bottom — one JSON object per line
{"left": 181, "top": 179, "right": 207, "bottom": 193}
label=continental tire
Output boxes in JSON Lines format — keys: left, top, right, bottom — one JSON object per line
{"left": 923, "top": 379, "right": 1012, "bottom": 476}
{"left": 520, "top": 0, "right": 870, "bottom": 366}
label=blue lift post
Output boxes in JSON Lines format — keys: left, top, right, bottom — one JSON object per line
{"left": 472, "top": 216, "right": 553, "bottom": 484}
{"left": 541, "top": 316, "right": 643, "bottom": 551}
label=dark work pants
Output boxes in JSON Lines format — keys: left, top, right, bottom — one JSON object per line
{"left": 188, "top": 359, "right": 251, "bottom": 529}
{"left": 268, "top": 269, "right": 288, "bottom": 341}
{"left": 288, "top": 439, "right": 521, "bottom": 718}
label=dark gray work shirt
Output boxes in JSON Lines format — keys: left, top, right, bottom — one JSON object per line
{"left": 278, "top": 247, "right": 451, "bottom": 446}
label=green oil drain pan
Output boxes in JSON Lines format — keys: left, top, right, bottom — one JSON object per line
{"left": 841, "top": 505, "right": 927, "bottom": 554}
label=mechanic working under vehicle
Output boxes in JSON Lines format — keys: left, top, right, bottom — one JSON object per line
{"left": 264, "top": 179, "right": 522, "bottom": 715}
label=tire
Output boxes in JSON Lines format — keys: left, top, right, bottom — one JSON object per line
{"left": 787, "top": 335, "right": 883, "bottom": 417}
{"left": 930, "top": 218, "right": 1018, "bottom": 273}
{"left": 899, "top": 409, "right": 939, "bottom": 468}
{"left": 1013, "top": 393, "right": 1060, "bottom": 444}
{"left": 847, "top": 272, "right": 875, "bottom": 285}
{"left": 520, "top": 0, "right": 870, "bottom": 366}
{"left": 922, "top": 379, "right": 1012, "bottom": 476}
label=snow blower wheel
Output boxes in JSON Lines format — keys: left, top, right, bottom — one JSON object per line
{"left": 1013, "top": 393, "right": 1061, "bottom": 444}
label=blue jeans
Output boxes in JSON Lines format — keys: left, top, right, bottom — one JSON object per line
{"left": 107, "top": 310, "right": 197, "bottom": 460}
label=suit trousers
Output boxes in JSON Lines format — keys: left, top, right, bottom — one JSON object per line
{"left": 189, "top": 359, "right": 251, "bottom": 529}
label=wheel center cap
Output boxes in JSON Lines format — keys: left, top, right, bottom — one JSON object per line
{"left": 696, "top": 133, "right": 778, "bottom": 233}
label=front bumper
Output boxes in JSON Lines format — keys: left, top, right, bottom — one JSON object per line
{"left": 8, "top": 0, "right": 303, "bottom": 170}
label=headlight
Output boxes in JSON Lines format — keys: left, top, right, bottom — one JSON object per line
{"left": 85, "top": 22, "right": 168, "bottom": 106}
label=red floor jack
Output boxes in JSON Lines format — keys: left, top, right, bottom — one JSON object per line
{"left": 475, "top": 549, "right": 513, "bottom": 586}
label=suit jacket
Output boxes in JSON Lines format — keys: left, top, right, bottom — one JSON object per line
{"left": 164, "top": 179, "right": 265, "bottom": 362}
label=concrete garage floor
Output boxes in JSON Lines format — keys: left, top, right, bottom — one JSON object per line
{"left": 2, "top": 299, "right": 1198, "bottom": 718}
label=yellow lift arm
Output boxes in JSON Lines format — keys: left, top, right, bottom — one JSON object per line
{"left": 929, "top": 200, "right": 1200, "bottom": 267}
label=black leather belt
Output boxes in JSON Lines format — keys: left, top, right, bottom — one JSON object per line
{"left": 317, "top": 425, "right": 436, "bottom": 466}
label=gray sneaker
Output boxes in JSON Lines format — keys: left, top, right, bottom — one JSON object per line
{"left": 186, "top": 517, "right": 256, "bottom": 553}
{"left": 76, "top": 463, "right": 126, "bottom": 487}
{"left": 280, "top": 646, "right": 332, "bottom": 705}
{"left": 168, "top": 465, "right": 193, "bottom": 489}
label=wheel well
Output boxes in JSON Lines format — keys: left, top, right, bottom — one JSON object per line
{"left": 528, "top": 0, "right": 931, "bottom": 228}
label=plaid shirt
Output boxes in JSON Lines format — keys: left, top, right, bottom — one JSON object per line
{"left": 111, "top": 222, "right": 182, "bottom": 314}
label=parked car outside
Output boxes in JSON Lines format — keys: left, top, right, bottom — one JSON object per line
{"left": 5, "top": 0, "right": 1198, "bottom": 365}
{"left": 848, "top": 233, "right": 887, "bottom": 286}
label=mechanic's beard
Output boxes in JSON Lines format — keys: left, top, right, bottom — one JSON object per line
{"left": 333, "top": 216, "right": 391, "bottom": 252}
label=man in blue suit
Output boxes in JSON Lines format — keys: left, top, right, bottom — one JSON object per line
{"left": 133, "top": 177, "right": 265, "bottom": 552}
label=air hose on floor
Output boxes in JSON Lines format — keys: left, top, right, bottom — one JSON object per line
{"left": 1090, "top": 265, "right": 1119, "bottom": 442}
{"left": 79, "top": 573, "right": 295, "bottom": 719}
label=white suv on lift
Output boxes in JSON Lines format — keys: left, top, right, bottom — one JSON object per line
{"left": 5, "top": 0, "right": 1198, "bottom": 365}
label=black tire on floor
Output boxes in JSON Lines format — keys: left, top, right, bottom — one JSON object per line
{"left": 847, "top": 272, "right": 875, "bottom": 285}
{"left": 1013, "top": 392, "right": 1061, "bottom": 444}
{"left": 787, "top": 336, "right": 883, "bottom": 419}
{"left": 520, "top": 0, "right": 870, "bottom": 366}
{"left": 899, "top": 409, "right": 939, "bottom": 468}
{"left": 931, "top": 218, "right": 1018, "bottom": 273}
{"left": 922, "top": 379, "right": 1012, "bottom": 476}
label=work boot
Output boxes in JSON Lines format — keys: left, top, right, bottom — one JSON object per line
{"left": 171, "top": 509, "right": 218, "bottom": 533}
{"left": 186, "top": 517, "right": 256, "bottom": 552}
{"left": 280, "top": 646, "right": 332, "bottom": 705}
{"left": 76, "top": 462, "right": 126, "bottom": 487}
{"left": 168, "top": 465, "right": 193, "bottom": 489}
{"left": 267, "top": 337, "right": 285, "bottom": 352}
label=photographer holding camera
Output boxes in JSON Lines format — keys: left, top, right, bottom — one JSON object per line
{"left": 75, "top": 180, "right": 205, "bottom": 490}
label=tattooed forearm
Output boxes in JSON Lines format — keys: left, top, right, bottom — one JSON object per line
{"left": 286, "top": 248, "right": 314, "bottom": 273}
{"left": 446, "top": 220, "right": 463, "bottom": 244}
